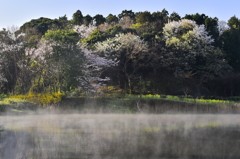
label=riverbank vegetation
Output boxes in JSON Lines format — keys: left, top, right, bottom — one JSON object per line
{"left": 0, "top": 9, "right": 240, "bottom": 113}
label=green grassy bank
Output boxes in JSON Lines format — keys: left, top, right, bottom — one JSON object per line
{"left": 0, "top": 93, "right": 240, "bottom": 114}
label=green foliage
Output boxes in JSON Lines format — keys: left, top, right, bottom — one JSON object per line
{"left": 43, "top": 29, "right": 79, "bottom": 44}
{"left": 131, "top": 23, "right": 143, "bottom": 29}
{"left": 228, "top": 15, "right": 240, "bottom": 29}
{"left": 0, "top": 93, "right": 7, "bottom": 99}
{"left": 19, "top": 17, "right": 60, "bottom": 35}
{"left": 81, "top": 29, "right": 105, "bottom": 46}
{"left": 106, "top": 25, "right": 124, "bottom": 36}
{"left": 152, "top": 9, "right": 169, "bottom": 22}
{"left": 58, "top": 14, "right": 69, "bottom": 29}
{"left": 135, "top": 11, "right": 153, "bottom": 24}
{"left": 118, "top": 10, "right": 135, "bottom": 20}
{"left": 126, "top": 94, "right": 235, "bottom": 105}
{"left": 141, "top": 32, "right": 157, "bottom": 41}
{"left": 38, "top": 29, "right": 84, "bottom": 92}
{"left": 93, "top": 14, "right": 106, "bottom": 26}
{"left": 106, "top": 14, "right": 119, "bottom": 24}
{"left": 204, "top": 17, "right": 219, "bottom": 41}
{"left": 219, "top": 22, "right": 240, "bottom": 72}
{"left": 27, "top": 35, "right": 41, "bottom": 48}
{"left": 72, "top": 10, "right": 84, "bottom": 25}
{"left": 184, "top": 13, "right": 206, "bottom": 25}
{"left": 169, "top": 12, "right": 181, "bottom": 21}
{"left": 84, "top": 14, "right": 93, "bottom": 26}
{"left": 0, "top": 8, "right": 240, "bottom": 99}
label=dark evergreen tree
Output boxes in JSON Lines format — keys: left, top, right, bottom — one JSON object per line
{"left": 135, "top": 11, "right": 153, "bottom": 24}
{"left": 106, "top": 14, "right": 119, "bottom": 24}
{"left": 169, "top": 12, "right": 181, "bottom": 21}
{"left": 58, "top": 14, "right": 69, "bottom": 29}
{"left": 19, "top": 17, "right": 59, "bottom": 35}
{"left": 84, "top": 14, "right": 93, "bottom": 26}
{"left": 118, "top": 10, "right": 135, "bottom": 20}
{"left": 93, "top": 14, "right": 106, "bottom": 26}
{"left": 228, "top": 15, "right": 240, "bottom": 29}
{"left": 152, "top": 8, "right": 169, "bottom": 23}
{"left": 72, "top": 10, "right": 84, "bottom": 25}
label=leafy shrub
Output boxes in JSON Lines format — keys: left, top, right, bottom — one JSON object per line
{"left": 0, "top": 93, "right": 7, "bottom": 99}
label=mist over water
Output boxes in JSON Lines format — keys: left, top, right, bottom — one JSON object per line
{"left": 0, "top": 114, "right": 240, "bottom": 159}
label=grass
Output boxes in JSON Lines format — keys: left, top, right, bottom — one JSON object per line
{"left": 0, "top": 93, "right": 238, "bottom": 114}
{"left": 125, "top": 94, "right": 236, "bottom": 105}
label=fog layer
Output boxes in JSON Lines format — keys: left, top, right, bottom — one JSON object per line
{"left": 0, "top": 114, "right": 240, "bottom": 159}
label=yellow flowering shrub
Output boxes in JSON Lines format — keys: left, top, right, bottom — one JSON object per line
{"left": 9, "top": 92, "right": 64, "bottom": 106}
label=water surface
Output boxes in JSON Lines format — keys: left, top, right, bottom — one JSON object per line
{"left": 0, "top": 114, "right": 240, "bottom": 159}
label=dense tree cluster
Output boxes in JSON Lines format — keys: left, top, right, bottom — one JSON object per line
{"left": 0, "top": 9, "right": 240, "bottom": 97}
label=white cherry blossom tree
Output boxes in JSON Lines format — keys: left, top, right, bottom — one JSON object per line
{"left": 95, "top": 33, "right": 148, "bottom": 93}
{"left": 73, "top": 24, "right": 97, "bottom": 39}
{"left": 77, "top": 45, "right": 118, "bottom": 94}
{"left": 162, "top": 19, "right": 229, "bottom": 79}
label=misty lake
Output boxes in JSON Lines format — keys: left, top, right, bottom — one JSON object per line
{"left": 0, "top": 114, "right": 240, "bottom": 159}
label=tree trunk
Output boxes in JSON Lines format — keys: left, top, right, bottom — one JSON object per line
{"left": 126, "top": 73, "right": 132, "bottom": 94}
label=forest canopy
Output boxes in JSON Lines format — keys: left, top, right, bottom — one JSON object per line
{"left": 0, "top": 8, "right": 239, "bottom": 97}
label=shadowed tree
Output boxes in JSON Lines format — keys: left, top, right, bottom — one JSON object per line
{"left": 217, "top": 16, "right": 240, "bottom": 72}
{"left": 0, "top": 27, "right": 34, "bottom": 94}
{"left": 118, "top": 10, "right": 135, "bottom": 20}
{"left": 169, "top": 12, "right": 181, "bottom": 21}
{"left": 19, "top": 17, "right": 59, "bottom": 35}
{"left": 106, "top": 14, "right": 119, "bottom": 24}
{"left": 227, "top": 15, "right": 240, "bottom": 29}
{"left": 135, "top": 11, "right": 153, "bottom": 24}
{"left": 152, "top": 8, "right": 169, "bottom": 23}
{"left": 72, "top": 10, "right": 84, "bottom": 25}
{"left": 93, "top": 14, "right": 106, "bottom": 26}
{"left": 58, "top": 14, "right": 69, "bottom": 29}
{"left": 84, "top": 14, "right": 93, "bottom": 26}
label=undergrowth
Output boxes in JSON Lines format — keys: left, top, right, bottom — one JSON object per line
{"left": 125, "top": 94, "right": 235, "bottom": 105}
{"left": 9, "top": 92, "right": 64, "bottom": 106}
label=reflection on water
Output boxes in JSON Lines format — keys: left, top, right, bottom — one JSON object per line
{"left": 0, "top": 114, "right": 240, "bottom": 159}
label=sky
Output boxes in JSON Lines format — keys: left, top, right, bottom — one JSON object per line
{"left": 0, "top": 0, "right": 239, "bottom": 29}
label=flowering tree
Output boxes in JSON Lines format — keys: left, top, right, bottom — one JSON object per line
{"left": 162, "top": 19, "right": 229, "bottom": 80}
{"left": 163, "top": 19, "right": 213, "bottom": 54}
{"left": 218, "top": 21, "right": 229, "bottom": 35}
{"left": 31, "top": 29, "right": 117, "bottom": 94}
{"left": 73, "top": 25, "right": 97, "bottom": 39}
{"left": 161, "top": 19, "right": 231, "bottom": 96}
{"left": 0, "top": 28, "right": 29, "bottom": 93}
{"left": 95, "top": 33, "right": 148, "bottom": 93}
{"left": 29, "top": 29, "right": 84, "bottom": 93}
{"left": 78, "top": 46, "right": 118, "bottom": 94}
